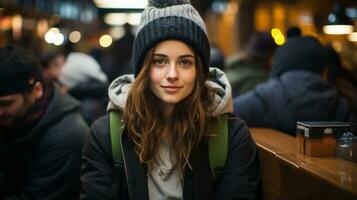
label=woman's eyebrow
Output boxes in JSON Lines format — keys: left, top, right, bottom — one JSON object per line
{"left": 152, "top": 54, "right": 195, "bottom": 59}
{"left": 178, "top": 55, "right": 195, "bottom": 59}
{"left": 153, "top": 54, "right": 168, "bottom": 58}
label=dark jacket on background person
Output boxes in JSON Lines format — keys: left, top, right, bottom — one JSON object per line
{"left": 80, "top": 68, "right": 261, "bottom": 200}
{"left": 69, "top": 78, "right": 108, "bottom": 103}
{"left": 233, "top": 36, "right": 357, "bottom": 136}
{"left": 0, "top": 85, "right": 88, "bottom": 200}
{"left": 233, "top": 70, "right": 356, "bottom": 135}
{"left": 69, "top": 78, "right": 108, "bottom": 125}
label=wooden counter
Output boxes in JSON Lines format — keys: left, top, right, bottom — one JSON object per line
{"left": 250, "top": 128, "right": 357, "bottom": 200}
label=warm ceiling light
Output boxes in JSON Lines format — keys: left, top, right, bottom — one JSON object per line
{"left": 271, "top": 28, "right": 282, "bottom": 38}
{"left": 12, "top": 14, "right": 22, "bottom": 39}
{"left": 323, "top": 25, "right": 353, "bottom": 35}
{"left": 69, "top": 31, "right": 81, "bottom": 43}
{"left": 45, "top": 31, "right": 55, "bottom": 44}
{"left": 49, "top": 27, "right": 60, "bottom": 33}
{"left": 109, "top": 26, "right": 126, "bottom": 40}
{"left": 99, "top": 35, "right": 113, "bottom": 47}
{"left": 53, "top": 33, "right": 64, "bottom": 46}
{"left": 323, "top": 2, "right": 353, "bottom": 35}
{"left": 104, "top": 13, "right": 142, "bottom": 26}
{"left": 37, "top": 19, "right": 48, "bottom": 37}
{"left": 44, "top": 27, "right": 64, "bottom": 45}
{"left": 348, "top": 32, "right": 357, "bottom": 42}
{"left": 271, "top": 28, "right": 285, "bottom": 45}
{"left": 127, "top": 13, "right": 141, "bottom": 26}
{"left": 104, "top": 13, "right": 127, "bottom": 26}
{"left": 274, "top": 35, "right": 285, "bottom": 46}
{"left": 94, "top": 0, "right": 147, "bottom": 9}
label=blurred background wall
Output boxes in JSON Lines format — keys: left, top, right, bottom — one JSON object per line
{"left": 0, "top": 0, "right": 356, "bottom": 71}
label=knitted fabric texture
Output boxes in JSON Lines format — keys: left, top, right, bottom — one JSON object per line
{"left": 132, "top": 0, "right": 210, "bottom": 77}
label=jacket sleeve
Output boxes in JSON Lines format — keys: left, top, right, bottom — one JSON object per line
{"left": 215, "top": 116, "right": 261, "bottom": 200}
{"left": 80, "top": 116, "right": 114, "bottom": 199}
{"left": 5, "top": 113, "right": 88, "bottom": 200}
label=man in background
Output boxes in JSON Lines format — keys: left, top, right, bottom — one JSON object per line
{"left": 0, "top": 45, "right": 88, "bottom": 199}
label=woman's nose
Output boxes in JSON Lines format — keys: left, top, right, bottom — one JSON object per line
{"left": 166, "top": 63, "right": 179, "bottom": 81}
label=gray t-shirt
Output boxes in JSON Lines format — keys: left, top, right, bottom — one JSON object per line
{"left": 148, "top": 141, "right": 183, "bottom": 200}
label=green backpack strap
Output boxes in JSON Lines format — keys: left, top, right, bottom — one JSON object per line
{"left": 109, "top": 111, "right": 125, "bottom": 199}
{"left": 109, "top": 111, "right": 124, "bottom": 162}
{"left": 208, "top": 114, "right": 228, "bottom": 180}
{"left": 109, "top": 110, "right": 228, "bottom": 180}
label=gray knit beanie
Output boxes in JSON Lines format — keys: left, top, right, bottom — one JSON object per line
{"left": 132, "top": 0, "right": 210, "bottom": 77}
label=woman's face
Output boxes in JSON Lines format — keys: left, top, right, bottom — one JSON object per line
{"left": 149, "top": 40, "right": 197, "bottom": 108}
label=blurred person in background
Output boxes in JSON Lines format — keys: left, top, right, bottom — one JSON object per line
{"left": 60, "top": 52, "right": 109, "bottom": 125}
{"left": 225, "top": 31, "right": 277, "bottom": 96}
{"left": 0, "top": 45, "right": 88, "bottom": 199}
{"left": 233, "top": 36, "right": 357, "bottom": 136}
{"left": 107, "top": 23, "right": 135, "bottom": 82}
{"left": 89, "top": 47, "right": 113, "bottom": 81}
{"left": 325, "top": 44, "right": 357, "bottom": 112}
{"left": 286, "top": 26, "right": 302, "bottom": 39}
{"left": 40, "top": 50, "right": 65, "bottom": 83}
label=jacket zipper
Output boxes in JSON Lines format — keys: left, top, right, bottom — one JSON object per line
{"left": 121, "top": 134, "right": 133, "bottom": 200}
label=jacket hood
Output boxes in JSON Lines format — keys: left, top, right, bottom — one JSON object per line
{"left": 107, "top": 67, "right": 233, "bottom": 117}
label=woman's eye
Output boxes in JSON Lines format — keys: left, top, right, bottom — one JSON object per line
{"left": 178, "top": 59, "right": 193, "bottom": 67}
{"left": 152, "top": 59, "right": 167, "bottom": 66}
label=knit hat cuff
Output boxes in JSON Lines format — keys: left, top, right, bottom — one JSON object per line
{"left": 133, "top": 16, "right": 210, "bottom": 77}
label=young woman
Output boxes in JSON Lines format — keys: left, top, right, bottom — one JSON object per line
{"left": 80, "top": 0, "right": 260, "bottom": 199}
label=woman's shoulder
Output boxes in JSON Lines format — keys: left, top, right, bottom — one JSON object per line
{"left": 87, "top": 114, "right": 111, "bottom": 150}
{"left": 226, "top": 113, "right": 249, "bottom": 134}
{"left": 226, "top": 113, "right": 254, "bottom": 150}
{"left": 91, "top": 114, "right": 110, "bottom": 131}
{"left": 215, "top": 113, "right": 260, "bottom": 200}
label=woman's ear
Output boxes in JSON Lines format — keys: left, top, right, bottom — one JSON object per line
{"left": 31, "top": 81, "right": 44, "bottom": 100}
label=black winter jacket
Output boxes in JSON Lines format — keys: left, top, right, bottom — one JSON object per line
{"left": 0, "top": 85, "right": 88, "bottom": 200}
{"left": 233, "top": 70, "right": 357, "bottom": 135}
{"left": 80, "top": 113, "right": 261, "bottom": 200}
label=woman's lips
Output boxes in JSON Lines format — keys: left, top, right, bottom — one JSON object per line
{"left": 161, "top": 85, "right": 183, "bottom": 93}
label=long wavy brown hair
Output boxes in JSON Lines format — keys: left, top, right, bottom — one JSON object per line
{"left": 123, "top": 46, "right": 215, "bottom": 176}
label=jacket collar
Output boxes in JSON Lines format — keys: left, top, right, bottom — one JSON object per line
{"left": 121, "top": 129, "right": 149, "bottom": 200}
{"left": 2, "top": 84, "right": 80, "bottom": 144}
{"left": 121, "top": 129, "right": 195, "bottom": 200}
